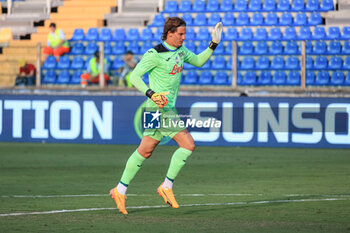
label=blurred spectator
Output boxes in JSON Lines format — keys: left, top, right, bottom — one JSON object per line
{"left": 117, "top": 51, "right": 137, "bottom": 87}
{"left": 15, "top": 59, "right": 36, "bottom": 86}
{"left": 81, "top": 51, "right": 110, "bottom": 87}
{"left": 43, "top": 23, "right": 70, "bottom": 60}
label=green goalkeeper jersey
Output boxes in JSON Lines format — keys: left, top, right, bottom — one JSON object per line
{"left": 130, "top": 41, "right": 213, "bottom": 109}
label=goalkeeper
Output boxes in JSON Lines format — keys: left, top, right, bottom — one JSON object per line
{"left": 110, "top": 17, "right": 223, "bottom": 215}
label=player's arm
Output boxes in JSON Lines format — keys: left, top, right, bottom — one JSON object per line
{"left": 129, "top": 50, "right": 169, "bottom": 109}
{"left": 185, "top": 22, "right": 223, "bottom": 67}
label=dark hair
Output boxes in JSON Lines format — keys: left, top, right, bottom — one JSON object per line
{"left": 49, "top": 23, "right": 56, "bottom": 28}
{"left": 162, "top": 17, "right": 186, "bottom": 41}
{"left": 94, "top": 51, "right": 100, "bottom": 58}
{"left": 125, "top": 51, "right": 134, "bottom": 55}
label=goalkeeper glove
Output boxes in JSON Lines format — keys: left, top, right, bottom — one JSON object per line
{"left": 146, "top": 89, "right": 169, "bottom": 109}
{"left": 209, "top": 22, "right": 223, "bottom": 51}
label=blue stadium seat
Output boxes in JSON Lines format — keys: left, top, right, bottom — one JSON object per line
{"left": 202, "top": 59, "right": 211, "bottom": 69}
{"left": 239, "top": 41, "right": 254, "bottom": 54}
{"left": 111, "top": 57, "right": 124, "bottom": 69}
{"left": 208, "top": 13, "right": 221, "bottom": 26}
{"left": 127, "top": 41, "right": 139, "bottom": 54}
{"left": 277, "top": 0, "right": 290, "bottom": 10}
{"left": 251, "top": 13, "right": 264, "bottom": 26}
{"left": 306, "top": 71, "right": 315, "bottom": 85}
{"left": 343, "top": 57, "right": 350, "bottom": 69}
{"left": 346, "top": 72, "right": 350, "bottom": 85}
{"left": 315, "top": 71, "right": 329, "bottom": 85}
{"left": 263, "top": 0, "right": 276, "bottom": 11}
{"left": 331, "top": 71, "right": 345, "bottom": 85}
{"left": 222, "top": 13, "right": 234, "bottom": 26}
{"left": 212, "top": 56, "right": 226, "bottom": 69}
{"left": 84, "top": 57, "right": 93, "bottom": 70}
{"left": 206, "top": 0, "right": 219, "bottom": 11}
{"left": 99, "top": 28, "right": 112, "bottom": 41}
{"left": 328, "top": 56, "right": 342, "bottom": 69}
{"left": 71, "top": 70, "right": 83, "bottom": 84}
{"left": 104, "top": 42, "right": 112, "bottom": 55}
{"left": 224, "top": 28, "right": 238, "bottom": 40}
{"left": 286, "top": 71, "right": 300, "bottom": 85}
{"left": 221, "top": 0, "right": 233, "bottom": 11}
{"left": 239, "top": 28, "right": 253, "bottom": 40}
{"left": 265, "top": 13, "right": 278, "bottom": 26}
{"left": 56, "top": 70, "right": 70, "bottom": 84}
{"left": 298, "top": 27, "right": 311, "bottom": 40}
{"left": 254, "top": 28, "right": 267, "bottom": 40}
{"left": 258, "top": 71, "right": 272, "bottom": 85}
{"left": 328, "top": 41, "right": 341, "bottom": 54}
{"left": 214, "top": 43, "right": 224, "bottom": 54}
{"left": 285, "top": 41, "right": 299, "bottom": 54}
{"left": 291, "top": 0, "right": 305, "bottom": 11}
{"left": 42, "top": 70, "right": 57, "bottom": 84}
{"left": 141, "top": 28, "right": 153, "bottom": 41}
{"left": 256, "top": 56, "right": 269, "bottom": 69}
{"left": 127, "top": 28, "right": 139, "bottom": 40}
{"left": 279, "top": 13, "right": 292, "bottom": 26}
{"left": 342, "top": 27, "right": 350, "bottom": 39}
{"left": 308, "top": 13, "right": 322, "bottom": 25}
{"left": 226, "top": 57, "right": 232, "bottom": 69}
{"left": 236, "top": 13, "right": 249, "bottom": 26}
{"left": 313, "top": 41, "right": 327, "bottom": 54}
{"left": 294, "top": 13, "right": 307, "bottom": 26}
{"left": 249, "top": 0, "right": 261, "bottom": 10}
{"left": 271, "top": 57, "right": 285, "bottom": 69}
{"left": 71, "top": 28, "right": 84, "bottom": 41}
{"left": 306, "top": 0, "right": 319, "bottom": 10}
{"left": 152, "top": 14, "right": 165, "bottom": 26}
{"left": 213, "top": 72, "right": 228, "bottom": 85}
{"left": 321, "top": 0, "right": 334, "bottom": 10}
{"left": 306, "top": 57, "right": 314, "bottom": 69}
{"left": 196, "top": 27, "right": 210, "bottom": 40}
{"left": 327, "top": 27, "right": 341, "bottom": 39}
{"left": 185, "top": 27, "right": 195, "bottom": 40}
{"left": 269, "top": 28, "right": 282, "bottom": 40}
{"left": 306, "top": 41, "right": 313, "bottom": 53}
{"left": 183, "top": 71, "right": 197, "bottom": 84}
{"left": 234, "top": 0, "right": 248, "bottom": 11}
{"left": 140, "top": 41, "right": 153, "bottom": 54}
{"left": 242, "top": 72, "right": 256, "bottom": 85}
{"left": 193, "top": 0, "right": 206, "bottom": 12}
{"left": 112, "top": 41, "right": 126, "bottom": 55}
{"left": 272, "top": 71, "right": 286, "bottom": 85}
{"left": 255, "top": 41, "right": 268, "bottom": 54}
{"left": 113, "top": 28, "right": 126, "bottom": 40}
{"left": 86, "top": 28, "right": 98, "bottom": 41}
{"left": 85, "top": 42, "right": 98, "bottom": 55}
{"left": 194, "top": 13, "right": 207, "bottom": 26}
{"left": 184, "top": 41, "right": 196, "bottom": 52}
{"left": 182, "top": 14, "right": 193, "bottom": 25}
{"left": 240, "top": 57, "right": 254, "bottom": 69}
{"left": 164, "top": 1, "right": 178, "bottom": 12}
{"left": 43, "top": 56, "right": 56, "bottom": 69}
{"left": 269, "top": 41, "right": 283, "bottom": 54}
{"left": 312, "top": 27, "right": 326, "bottom": 39}
{"left": 57, "top": 56, "right": 70, "bottom": 69}
{"left": 314, "top": 56, "right": 328, "bottom": 69}
{"left": 196, "top": 42, "right": 208, "bottom": 53}
{"left": 70, "top": 42, "right": 84, "bottom": 55}
{"left": 342, "top": 41, "right": 350, "bottom": 54}
{"left": 283, "top": 27, "right": 297, "bottom": 40}
{"left": 179, "top": 0, "right": 192, "bottom": 11}
{"left": 198, "top": 71, "right": 212, "bottom": 84}
{"left": 71, "top": 56, "right": 84, "bottom": 69}
{"left": 285, "top": 57, "right": 300, "bottom": 69}
{"left": 225, "top": 42, "right": 233, "bottom": 54}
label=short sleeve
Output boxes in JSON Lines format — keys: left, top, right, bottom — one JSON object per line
{"left": 59, "top": 29, "right": 65, "bottom": 40}
{"left": 132, "top": 49, "right": 158, "bottom": 77}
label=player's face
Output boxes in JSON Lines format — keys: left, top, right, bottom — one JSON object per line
{"left": 168, "top": 26, "right": 186, "bottom": 47}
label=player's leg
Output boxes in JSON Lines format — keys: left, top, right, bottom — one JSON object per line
{"left": 157, "top": 129, "right": 195, "bottom": 208}
{"left": 80, "top": 73, "right": 90, "bottom": 87}
{"left": 43, "top": 47, "right": 54, "bottom": 60}
{"left": 110, "top": 136, "right": 160, "bottom": 214}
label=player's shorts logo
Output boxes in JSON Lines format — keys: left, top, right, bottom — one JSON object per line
{"left": 143, "top": 110, "right": 161, "bottom": 129}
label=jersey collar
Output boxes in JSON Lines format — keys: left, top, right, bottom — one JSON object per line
{"left": 162, "top": 41, "right": 181, "bottom": 52}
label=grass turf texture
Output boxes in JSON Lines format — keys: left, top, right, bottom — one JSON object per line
{"left": 0, "top": 143, "right": 349, "bottom": 233}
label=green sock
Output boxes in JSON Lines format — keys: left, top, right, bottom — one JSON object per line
{"left": 120, "top": 150, "right": 146, "bottom": 185}
{"left": 166, "top": 147, "right": 193, "bottom": 180}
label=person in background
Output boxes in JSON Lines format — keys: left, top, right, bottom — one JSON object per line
{"left": 15, "top": 59, "right": 36, "bottom": 86}
{"left": 43, "top": 23, "right": 70, "bottom": 60}
{"left": 81, "top": 51, "right": 110, "bottom": 87}
{"left": 117, "top": 51, "right": 137, "bottom": 87}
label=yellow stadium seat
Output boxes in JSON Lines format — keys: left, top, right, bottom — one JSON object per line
{"left": 0, "top": 28, "right": 13, "bottom": 43}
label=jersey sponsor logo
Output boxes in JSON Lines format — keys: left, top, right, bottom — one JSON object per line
{"left": 169, "top": 64, "right": 183, "bottom": 75}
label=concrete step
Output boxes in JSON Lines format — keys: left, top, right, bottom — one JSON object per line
{"left": 58, "top": 6, "right": 111, "bottom": 14}
{"left": 0, "top": 54, "right": 37, "bottom": 61}
{"left": 0, "top": 74, "right": 16, "bottom": 87}
{"left": 4, "top": 13, "right": 49, "bottom": 21}
{"left": 2, "top": 47, "right": 37, "bottom": 55}
{"left": 12, "top": 7, "right": 47, "bottom": 14}
{"left": 63, "top": 0, "right": 116, "bottom": 7}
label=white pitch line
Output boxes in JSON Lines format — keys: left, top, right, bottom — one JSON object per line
{"left": 0, "top": 197, "right": 349, "bottom": 217}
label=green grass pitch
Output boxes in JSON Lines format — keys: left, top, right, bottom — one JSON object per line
{"left": 0, "top": 142, "right": 349, "bottom": 233}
